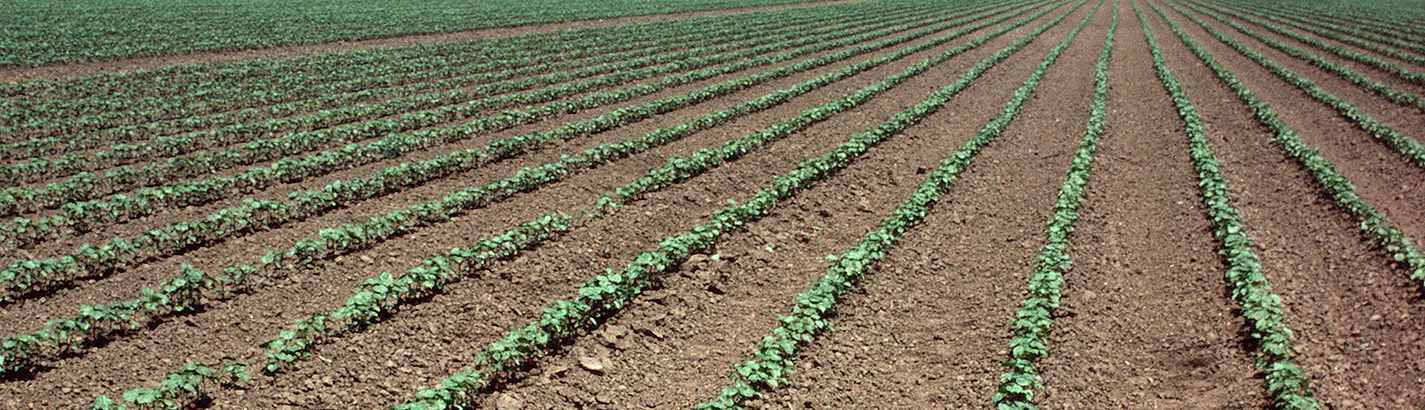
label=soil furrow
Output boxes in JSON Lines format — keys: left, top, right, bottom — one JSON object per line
{"left": 0, "top": 2, "right": 1046, "bottom": 407}
{"left": 1151, "top": 1, "right": 1425, "bottom": 251}
{"left": 750, "top": 2, "right": 1112, "bottom": 408}
{"left": 1147, "top": 2, "right": 1425, "bottom": 408}
{"left": 483, "top": 2, "right": 1105, "bottom": 408}
{"left": 1171, "top": 3, "right": 1425, "bottom": 148}
{"left": 0, "top": 1, "right": 1003, "bottom": 331}
{"left": 1034, "top": 1, "right": 1267, "bottom": 408}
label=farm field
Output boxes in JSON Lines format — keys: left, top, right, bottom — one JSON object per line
{"left": 0, "top": 0, "right": 1423, "bottom": 409}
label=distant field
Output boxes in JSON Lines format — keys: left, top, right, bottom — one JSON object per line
{"left": 0, "top": 0, "right": 1423, "bottom": 409}
{"left": 0, "top": 0, "right": 836, "bottom": 66}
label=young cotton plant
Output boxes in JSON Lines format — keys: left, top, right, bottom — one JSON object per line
{"left": 85, "top": 362, "right": 248, "bottom": 410}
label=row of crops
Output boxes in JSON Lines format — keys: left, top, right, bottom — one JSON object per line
{"left": 1, "top": 0, "right": 1422, "bottom": 408}
{"left": 0, "top": 0, "right": 844, "bottom": 67}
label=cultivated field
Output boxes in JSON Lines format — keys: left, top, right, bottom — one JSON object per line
{"left": 0, "top": 0, "right": 1422, "bottom": 409}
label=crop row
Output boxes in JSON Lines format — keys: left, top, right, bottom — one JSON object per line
{"left": 0, "top": 3, "right": 974, "bottom": 253}
{"left": 0, "top": 3, "right": 948, "bottom": 234}
{"left": 698, "top": 1, "right": 1101, "bottom": 408}
{"left": 258, "top": 0, "right": 1056, "bottom": 378}
{"left": 1142, "top": 2, "right": 1319, "bottom": 408}
{"left": 1222, "top": 3, "right": 1411, "bottom": 47}
{"left": 0, "top": 1, "right": 929, "bottom": 148}
{"left": 0, "top": 2, "right": 982, "bottom": 219}
{"left": 393, "top": 3, "right": 1083, "bottom": 408}
{"left": 2, "top": 0, "right": 1036, "bottom": 377}
{"left": 0, "top": 1, "right": 920, "bottom": 128}
{"left": 78, "top": 1, "right": 1060, "bottom": 405}
{"left": 0, "top": 4, "right": 880, "bottom": 131}
{"left": 0, "top": 0, "right": 845, "bottom": 67}
{"left": 1220, "top": 1, "right": 1425, "bottom": 60}
{"left": 1176, "top": 2, "right": 1425, "bottom": 115}
{"left": 1163, "top": 1, "right": 1425, "bottom": 288}
{"left": 0, "top": 0, "right": 1018, "bottom": 311}
{"left": 1244, "top": 1, "right": 1425, "bottom": 43}
{"left": 0, "top": 4, "right": 867, "bottom": 156}
{"left": 992, "top": 3, "right": 1114, "bottom": 408}
{"left": 1191, "top": 1, "right": 1425, "bottom": 87}
{"left": 0, "top": 5, "right": 937, "bottom": 187}
{"left": 1227, "top": 3, "right": 1425, "bottom": 67}
{"left": 1165, "top": 1, "right": 1425, "bottom": 174}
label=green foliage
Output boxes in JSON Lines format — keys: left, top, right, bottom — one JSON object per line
{"left": 1155, "top": 0, "right": 1425, "bottom": 291}
{"left": 85, "top": 362, "right": 247, "bottom": 410}
{"left": 0, "top": 0, "right": 983, "bottom": 308}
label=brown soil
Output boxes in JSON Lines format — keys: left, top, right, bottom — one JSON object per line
{"left": 2, "top": 0, "right": 1422, "bottom": 409}
{"left": 1171, "top": 3, "right": 1425, "bottom": 147}
{"left": 1146, "top": 1, "right": 1425, "bottom": 408}
{"left": 0, "top": 2, "right": 979, "bottom": 328}
{"left": 1039, "top": 2, "right": 1267, "bottom": 408}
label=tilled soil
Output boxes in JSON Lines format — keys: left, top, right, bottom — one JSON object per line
{"left": 0, "top": 3, "right": 963, "bottom": 327}
{"left": 1146, "top": 1, "right": 1425, "bottom": 408}
{"left": 1041, "top": 3, "right": 1267, "bottom": 408}
{"left": 2, "top": 0, "right": 1422, "bottom": 409}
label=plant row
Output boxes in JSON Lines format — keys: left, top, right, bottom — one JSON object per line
{"left": 1245, "top": 1, "right": 1425, "bottom": 43}
{"left": 0, "top": 0, "right": 1033, "bottom": 372}
{"left": 0, "top": 0, "right": 1015, "bottom": 302}
{"left": 0, "top": 264, "right": 232, "bottom": 374}
{"left": 1165, "top": 2, "right": 1425, "bottom": 171}
{"left": 0, "top": 1, "right": 920, "bottom": 129}
{"left": 84, "top": 363, "right": 250, "bottom": 410}
{"left": 0, "top": 2, "right": 941, "bottom": 228}
{"left": 1223, "top": 2, "right": 1425, "bottom": 60}
{"left": 0, "top": 6, "right": 926, "bottom": 187}
{"left": 1190, "top": 0, "right": 1425, "bottom": 86}
{"left": 992, "top": 3, "right": 1114, "bottom": 408}
{"left": 1196, "top": 0, "right": 1425, "bottom": 84}
{"left": 1142, "top": 2, "right": 1319, "bottom": 408}
{"left": 1176, "top": 2, "right": 1425, "bottom": 115}
{"left": 0, "top": 4, "right": 870, "bottom": 133}
{"left": 0, "top": 0, "right": 851, "bottom": 66}
{"left": 0, "top": 5, "right": 852, "bottom": 158}
{"left": 698, "top": 2, "right": 1099, "bottom": 408}
{"left": 257, "top": 0, "right": 1053, "bottom": 375}
{"left": 391, "top": 3, "right": 1078, "bottom": 408}
{"left": 1226, "top": 3, "right": 1425, "bottom": 66}
{"left": 2, "top": 0, "right": 917, "bottom": 148}
{"left": 0, "top": 2, "right": 982, "bottom": 223}
{"left": 1165, "top": 1, "right": 1425, "bottom": 290}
